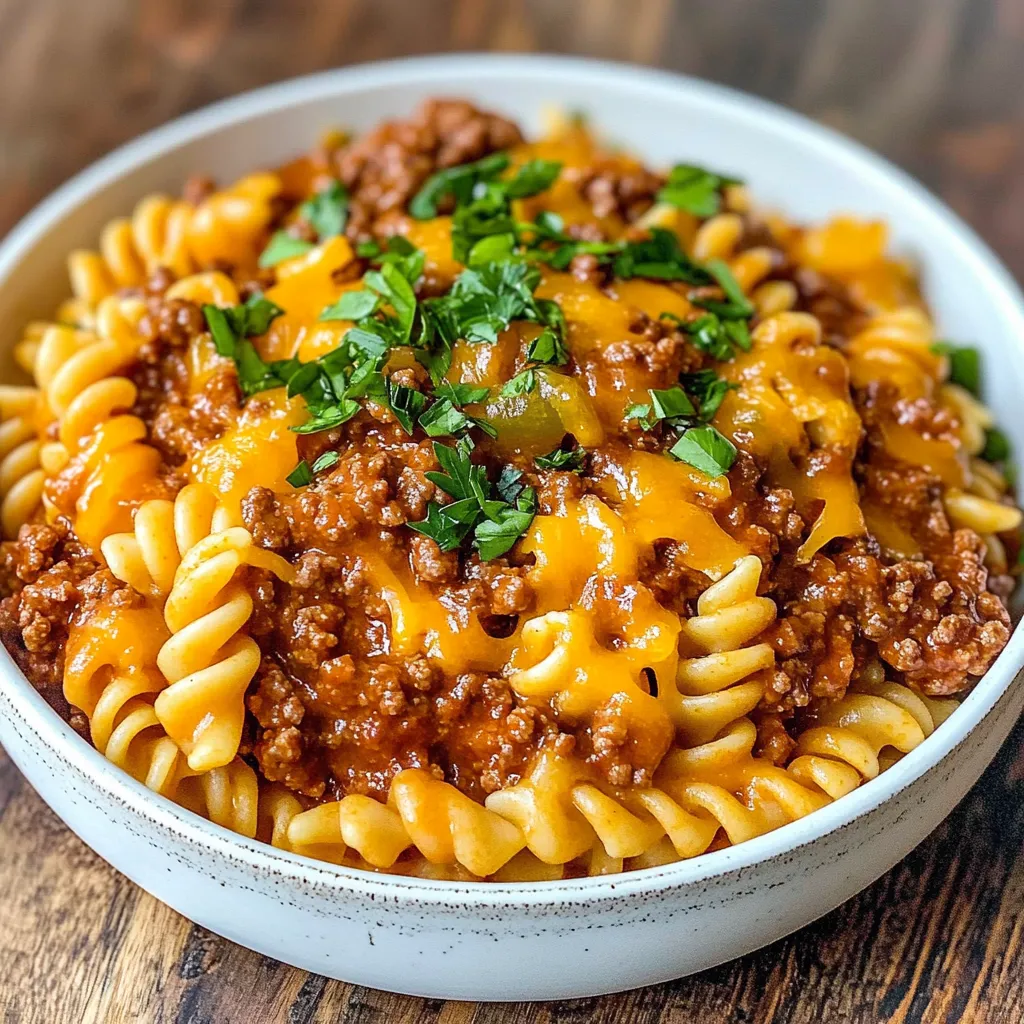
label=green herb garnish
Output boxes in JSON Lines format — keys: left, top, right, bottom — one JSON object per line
{"left": 409, "top": 152, "right": 511, "bottom": 220}
{"left": 258, "top": 231, "right": 314, "bottom": 268}
{"left": 286, "top": 461, "right": 312, "bottom": 488}
{"left": 695, "top": 259, "right": 755, "bottom": 321}
{"left": 203, "top": 295, "right": 287, "bottom": 396}
{"left": 286, "top": 450, "right": 342, "bottom": 489}
{"left": 625, "top": 385, "right": 695, "bottom": 431}
{"left": 680, "top": 369, "right": 738, "bottom": 420}
{"left": 422, "top": 261, "right": 566, "bottom": 376}
{"left": 300, "top": 180, "right": 349, "bottom": 239}
{"left": 500, "top": 369, "right": 537, "bottom": 398}
{"left": 613, "top": 228, "right": 712, "bottom": 285}
{"left": 669, "top": 425, "right": 737, "bottom": 477}
{"left": 657, "top": 164, "right": 740, "bottom": 218}
{"left": 535, "top": 445, "right": 585, "bottom": 473}
{"left": 409, "top": 438, "right": 536, "bottom": 559}
{"left": 526, "top": 327, "right": 568, "bottom": 366}
{"left": 982, "top": 427, "right": 1011, "bottom": 463}
{"left": 932, "top": 341, "right": 981, "bottom": 396}
{"left": 417, "top": 154, "right": 562, "bottom": 263}
{"left": 383, "top": 379, "right": 428, "bottom": 435}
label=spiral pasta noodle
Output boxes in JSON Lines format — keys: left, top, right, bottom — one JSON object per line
{"left": 792, "top": 677, "right": 959, "bottom": 783}
{"left": 68, "top": 195, "right": 196, "bottom": 305}
{"left": 67, "top": 172, "right": 282, "bottom": 309}
{"left": 64, "top": 599, "right": 187, "bottom": 796}
{"left": 0, "top": 385, "right": 46, "bottom": 538}
{"left": 182, "top": 758, "right": 262, "bottom": 839}
{"left": 32, "top": 296, "right": 166, "bottom": 548}
{"left": 846, "top": 307, "right": 941, "bottom": 398}
{"left": 261, "top": 771, "right": 525, "bottom": 877}
{"left": 509, "top": 603, "right": 676, "bottom": 734}
{"left": 101, "top": 483, "right": 240, "bottom": 601}
{"left": 155, "top": 525, "right": 294, "bottom": 773}
{"left": 668, "top": 555, "right": 776, "bottom": 743}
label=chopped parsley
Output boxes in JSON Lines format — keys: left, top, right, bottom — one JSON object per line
{"left": 433, "top": 381, "right": 490, "bottom": 406}
{"left": 613, "top": 228, "right": 711, "bottom": 285}
{"left": 419, "top": 260, "right": 567, "bottom": 382}
{"left": 669, "top": 424, "right": 737, "bottom": 477}
{"left": 625, "top": 385, "right": 695, "bottom": 431}
{"left": 681, "top": 369, "right": 738, "bottom": 420}
{"left": 322, "top": 289, "right": 380, "bottom": 321}
{"left": 676, "top": 311, "right": 750, "bottom": 360}
{"left": 384, "top": 378, "right": 428, "bottom": 434}
{"left": 500, "top": 369, "right": 537, "bottom": 398}
{"left": 932, "top": 341, "right": 981, "bottom": 395}
{"left": 504, "top": 159, "right": 563, "bottom": 199}
{"left": 408, "top": 151, "right": 562, "bottom": 263}
{"left": 535, "top": 444, "right": 585, "bottom": 473}
{"left": 258, "top": 231, "right": 314, "bottom": 268}
{"left": 320, "top": 254, "right": 423, "bottom": 354}
{"left": 982, "top": 427, "right": 1011, "bottom": 464}
{"left": 286, "top": 450, "right": 342, "bottom": 489}
{"left": 409, "top": 438, "right": 536, "bottom": 559}
{"left": 258, "top": 181, "right": 349, "bottom": 268}
{"left": 695, "top": 259, "right": 755, "bottom": 321}
{"left": 355, "top": 236, "right": 418, "bottom": 263}
{"left": 285, "top": 461, "right": 313, "bottom": 488}
{"left": 453, "top": 159, "right": 563, "bottom": 264}
{"left": 526, "top": 327, "right": 568, "bottom": 366}
{"left": 313, "top": 450, "right": 341, "bottom": 473}
{"left": 519, "top": 210, "right": 624, "bottom": 270}
{"left": 657, "top": 164, "right": 741, "bottom": 218}
{"left": 624, "top": 372, "right": 739, "bottom": 478}
{"left": 202, "top": 296, "right": 288, "bottom": 396}
{"left": 418, "top": 383, "right": 496, "bottom": 439}
{"left": 409, "top": 152, "right": 511, "bottom": 220}
{"left": 300, "top": 180, "right": 348, "bottom": 239}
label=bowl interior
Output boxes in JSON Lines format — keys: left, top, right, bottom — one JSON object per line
{"left": 2, "top": 54, "right": 1023, "bottom": 893}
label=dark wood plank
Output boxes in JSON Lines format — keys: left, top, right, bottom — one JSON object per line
{"left": 2, "top": 0, "right": 1024, "bottom": 1020}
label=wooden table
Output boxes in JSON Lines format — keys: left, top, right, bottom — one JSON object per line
{"left": 3, "top": 1, "right": 1024, "bottom": 1020}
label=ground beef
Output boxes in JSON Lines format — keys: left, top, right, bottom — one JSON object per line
{"left": 576, "top": 158, "right": 663, "bottom": 223}
{"left": 131, "top": 296, "right": 242, "bottom": 465}
{"left": 334, "top": 98, "right": 523, "bottom": 241}
{"left": 0, "top": 520, "right": 104, "bottom": 717}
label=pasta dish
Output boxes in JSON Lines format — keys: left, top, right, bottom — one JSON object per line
{"left": 0, "top": 99, "right": 1018, "bottom": 881}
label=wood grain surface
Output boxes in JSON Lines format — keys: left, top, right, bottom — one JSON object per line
{"left": 3, "top": 1, "right": 1024, "bottom": 1021}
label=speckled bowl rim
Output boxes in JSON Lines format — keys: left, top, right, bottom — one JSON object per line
{"left": 2, "top": 53, "right": 1023, "bottom": 904}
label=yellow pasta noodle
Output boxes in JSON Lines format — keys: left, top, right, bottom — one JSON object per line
{"left": 101, "top": 484, "right": 238, "bottom": 601}
{"left": 156, "top": 524, "right": 293, "bottom": 772}
{"left": 0, "top": 385, "right": 46, "bottom": 538}
{"left": 67, "top": 173, "right": 281, "bottom": 309}
{"left": 669, "top": 555, "right": 776, "bottom": 743}
{"left": 64, "top": 598, "right": 187, "bottom": 796}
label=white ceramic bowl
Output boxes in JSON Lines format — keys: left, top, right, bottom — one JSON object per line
{"left": 1, "top": 55, "right": 1023, "bottom": 1002}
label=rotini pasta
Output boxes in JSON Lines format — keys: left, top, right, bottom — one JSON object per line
{"left": 33, "top": 296, "right": 166, "bottom": 548}
{"left": 0, "top": 385, "right": 46, "bottom": 538}
{"left": 670, "top": 555, "right": 776, "bottom": 743}
{"left": 67, "top": 173, "right": 281, "bottom": 309}
{"left": 63, "top": 596, "right": 186, "bottom": 796}
{"left": 156, "top": 525, "right": 294, "bottom": 772}
{"left": 0, "top": 98, "right": 1014, "bottom": 882}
